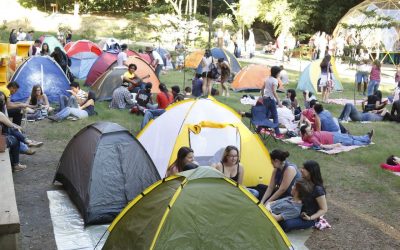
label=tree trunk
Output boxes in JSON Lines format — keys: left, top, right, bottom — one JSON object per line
{"left": 193, "top": 0, "right": 197, "bottom": 14}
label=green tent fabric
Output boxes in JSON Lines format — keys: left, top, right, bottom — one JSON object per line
{"left": 296, "top": 59, "right": 343, "bottom": 94}
{"left": 103, "top": 166, "right": 292, "bottom": 250}
{"left": 40, "top": 35, "right": 65, "bottom": 54}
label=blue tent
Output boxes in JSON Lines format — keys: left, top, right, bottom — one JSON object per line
{"left": 11, "top": 56, "right": 70, "bottom": 103}
{"left": 196, "top": 48, "right": 242, "bottom": 74}
{"left": 296, "top": 59, "right": 343, "bottom": 94}
{"left": 70, "top": 52, "right": 98, "bottom": 79}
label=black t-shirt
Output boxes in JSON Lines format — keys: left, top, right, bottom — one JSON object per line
{"left": 302, "top": 185, "right": 325, "bottom": 215}
{"left": 136, "top": 90, "right": 151, "bottom": 107}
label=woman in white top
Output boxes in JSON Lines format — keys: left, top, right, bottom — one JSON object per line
{"left": 263, "top": 66, "right": 284, "bottom": 138}
{"left": 201, "top": 49, "right": 213, "bottom": 96}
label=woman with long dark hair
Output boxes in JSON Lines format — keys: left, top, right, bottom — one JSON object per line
{"left": 280, "top": 160, "right": 328, "bottom": 232}
{"left": 260, "top": 149, "right": 300, "bottom": 203}
{"left": 166, "top": 147, "right": 195, "bottom": 177}
{"left": 26, "top": 85, "right": 53, "bottom": 115}
{"left": 40, "top": 43, "right": 50, "bottom": 56}
{"left": 9, "top": 29, "right": 17, "bottom": 44}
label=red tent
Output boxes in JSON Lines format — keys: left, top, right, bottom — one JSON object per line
{"left": 84, "top": 50, "right": 140, "bottom": 86}
{"left": 64, "top": 40, "right": 102, "bottom": 57}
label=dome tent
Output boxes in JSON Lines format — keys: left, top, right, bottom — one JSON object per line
{"left": 102, "top": 166, "right": 292, "bottom": 250}
{"left": 39, "top": 35, "right": 65, "bottom": 53}
{"left": 54, "top": 122, "right": 160, "bottom": 225}
{"left": 138, "top": 97, "right": 274, "bottom": 187}
{"left": 333, "top": 0, "right": 400, "bottom": 52}
{"left": 10, "top": 56, "right": 70, "bottom": 102}
{"left": 65, "top": 40, "right": 102, "bottom": 79}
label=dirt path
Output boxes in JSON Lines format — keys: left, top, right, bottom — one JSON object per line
{"left": 13, "top": 121, "right": 400, "bottom": 249}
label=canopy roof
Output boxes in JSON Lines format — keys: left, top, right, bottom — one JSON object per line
{"left": 333, "top": 0, "right": 400, "bottom": 51}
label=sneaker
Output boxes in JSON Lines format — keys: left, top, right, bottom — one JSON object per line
{"left": 47, "top": 116, "right": 60, "bottom": 122}
{"left": 66, "top": 116, "right": 78, "bottom": 121}
{"left": 26, "top": 140, "right": 43, "bottom": 147}
{"left": 20, "top": 149, "right": 36, "bottom": 155}
{"left": 274, "top": 134, "right": 285, "bottom": 140}
{"left": 13, "top": 164, "right": 27, "bottom": 172}
{"left": 368, "top": 129, "right": 374, "bottom": 140}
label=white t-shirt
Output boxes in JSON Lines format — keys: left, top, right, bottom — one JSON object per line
{"left": 117, "top": 51, "right": 128, "bottom": 67}
{"left": 152, "top": 51, "right": 164, "bottom": 65}
{"left": 263, "top": 77, "right": 278, "bottom": 100}
{"left": 202, "top": 56, "right": 212, "bottom": 73}
{"left": 393, "top": 87, "right": 400, "bottom": 102}
{"left": 277, "top": 107, "right": 296, "bottom": 131}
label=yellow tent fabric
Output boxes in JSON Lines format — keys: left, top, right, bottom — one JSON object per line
{"left": 138, "top": 97, "right": 274, "bottom": 186}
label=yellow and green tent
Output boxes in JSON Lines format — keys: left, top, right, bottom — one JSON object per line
{"left": 138, "top": 97, "right": 274, "bottom": 187}
{"left": 102, "top": 166, "right": 292, "bottom": 250}
{"left": 296, "top": 58, "right": 343, "bottom": 93}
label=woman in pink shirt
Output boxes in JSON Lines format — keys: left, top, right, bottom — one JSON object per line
{"left": 367, "top": 60, "right": 381, "bottom": 96}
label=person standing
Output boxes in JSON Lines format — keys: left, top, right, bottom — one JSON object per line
{"left": 175, "top": 38, "right": 185, "bottom": 71}
{"left": 28, "top": 40, "right": 41, "bottom": 57}
{"left": 319, "top": 55, "right": 333, "bottom": 102}
{"left": 17, "top": 28, "right": 26, "bottom": 41}
{"left": 25, "top": 30, "right": 34, "bottom": 41}
{"left": 9, "top": 29, "right": 17, "bottom": 44}
{"left": 368, "top": 60, "right": 381, "bottom": 96}
{"left": 146, "top": 46, "right": 163, "bottom": 78}
{"left": 262, "top": 66, "right": 284, "bottom": 139}
{"left": 217, "top": 58, "right": 231, "bottom": 97}
{"left": 201, "top": 49, "right": 213, "bottom": 96}
{"left": 117, "top": 44, "right": 129, "bottom": 67}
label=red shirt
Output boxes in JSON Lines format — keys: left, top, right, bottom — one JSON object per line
{"left": 302, "top": 108, "right": 317, "bottom": 130}
{"left": 302, "top": 131, "right": 334, "bottom": 146}
{"left": 157, "top": 92, "right": 173, "bottom": 109}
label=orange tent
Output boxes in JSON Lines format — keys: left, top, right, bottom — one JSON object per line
{"left": 231, "top": 64, "right": 283, "bottom": 91}
{"left": 184, "top": 49, "right": 204, "bottom": 68}
{"left": 124, "top": 56, "right": 160, "bottom": 93}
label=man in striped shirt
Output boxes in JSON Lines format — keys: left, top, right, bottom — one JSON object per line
{"left": 109, "top": 82, "right": 135, "bottom": 109}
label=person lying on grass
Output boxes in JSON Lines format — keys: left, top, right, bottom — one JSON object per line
{"left": 266, "top": 178, "right": 313, "bottom": 222}
{"left": 300, "top": 124, "right": 374, "bottom": 149}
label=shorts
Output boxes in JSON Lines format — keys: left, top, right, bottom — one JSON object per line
{"left": 202, "top": 72, "right": 212, "bottom": 78}
{"left": 319, "top": 74, "right": 328, "bottom": 87}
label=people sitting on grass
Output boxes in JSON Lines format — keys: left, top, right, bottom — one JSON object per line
{"left": 277, "top": 99, "right": 297, "bottom": 132}
{"left": 299, "top": 100, "right": 319, "bottom": 131}
{"left": 136, "top": 83, "right": 157, "bottom": 110}
{"left": 280, "top": 160, "right": 328, "bottom": 232}
{"left": 171, "top": 85, "right": 184, "bottom": 102}
{"left": 362, "top": 90, "right": 386, "bottom": 113}
{"left": 184, "top": 87, "right": 192, "bottom": 98}
{"left": 388, "top": 82, "right": 400, "bottom": 104}
{"left": 300, "top": 124, "right": 374, "bottom": 149}
{"left": 338, "top": 103, "right": 390, "bottom": 122}
{"left": 302, "top": 90, "right": 317, "bottom": 109}
{"left": 313, "top": 103, "right": 340, "bottom": 132}
{"left": 266, "top": 178, "right": 312, "bottom": 222}
{"left": 40, "top": 43, "right": 50, "bottom": 56}
{"left": 192, "top": 73, "right": 203, "bottom": 97}
{"left": 60, "top": 82, "right": 87, "bottom": 110}
{"left": 166, "top": 146, "right": 197, "bottom": 177}
{"left": 123, "top": 64, "right": 144, "bottom": 93}
{"left": 48, "top": 91, "right": 96, "bottom": 122}
{"left": 0, "top": 81, "right": 35, "bottom": 126}
{"left": 286, "top": 89, "right": 301, "bottom": 117}
{"left": 25, "top": 85, "right": 53, "bottom": 120}
{"left": 260, "top": 150, "right": 301, "bottom": 204}
{"left": 390, "top": 92, "right": 400, "bottom": 122}
{"left": 0, "top": 92, "right": 43, "bottom": 155}
{"left": 213, "top": 145, "right": 259, "bottom": 197}
{"left": 156, "top": 83, "right": 174, "bottom": 109}
{"left": 109, "top": 82, "right": 135, "bottom": 109}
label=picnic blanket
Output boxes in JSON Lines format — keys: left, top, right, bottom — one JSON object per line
{"left": 327, "top": 98, "right": 364, "bottom": 106}
{"left": 283, "top": 136, "right": 371, "bottom": 154}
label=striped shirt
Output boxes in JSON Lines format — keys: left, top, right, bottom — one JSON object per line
{"left": 109, "top": 86, "right": 134, "bottom": 109}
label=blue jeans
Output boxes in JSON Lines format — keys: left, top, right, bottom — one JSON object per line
{"left": 155, "top": 64, "right": 163, "bottom": 78}
{"left": 141, "top": 109, "right": 165, "bottom": 129}
{"left": 247, "top": 188, "right": 259, "bottom": 198}
{"left": 6, "top": 135, "right": 20, "bottom": 166}
{"left": 339, "top": 103, "right": 362, "bottom": 121}
{"left": 332, "top": 132, "right": 370, "bottom": 146}
{"left": 59, "top": 95, "right": 79, "bottom": 110}
{"left": 279, "top": 217, "right": 315, "bottom": 232}
{"left": 55, "top": 107, "right": 88, "bottom": 120}
{"left": 367, "top": 79, "right": 380, "bottom": 96}
{"left": 7, "top": 128, "right": 28, "bottom": 153}
{"left": 263, "top": 97, "right": 280, "bottom": 134}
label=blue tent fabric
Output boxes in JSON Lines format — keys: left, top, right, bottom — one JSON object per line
{"left": 10, "top": 56, "right": 70, "bottom": 103}
{"left": 70, "top": 52, "right": 98, "bottom": 79}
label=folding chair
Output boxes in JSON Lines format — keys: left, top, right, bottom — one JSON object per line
{"left": 249, "top": 103, "right": 279, "bottom": 142}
